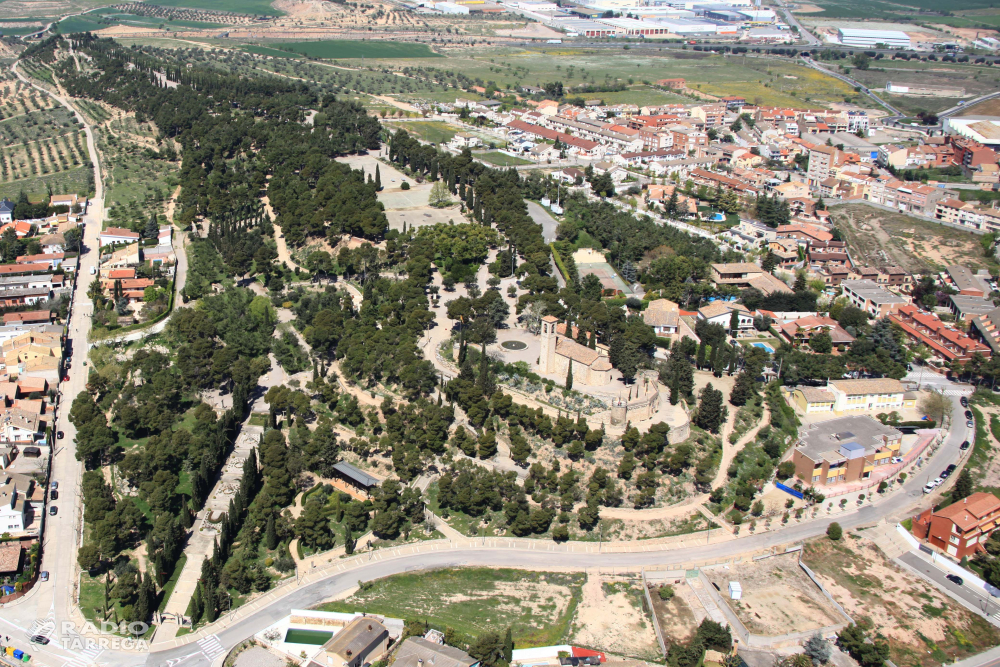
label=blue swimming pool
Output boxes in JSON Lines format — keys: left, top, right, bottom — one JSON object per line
{"left": 751, "top": 342, "right": 774, "bottom": 353}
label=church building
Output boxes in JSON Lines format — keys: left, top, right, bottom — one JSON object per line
{"left": 539, "top": 316, "right": 613, "bottom": 386}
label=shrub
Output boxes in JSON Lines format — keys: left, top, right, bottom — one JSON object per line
{"left": 827, "top": 522, "right": 842, "bottom": 541}
{"left": 552, "top": 525, "right": 569, "bottom": 542}
{"left": 401, "top": 181, "right": 410, "bottom": 190}
{"left": 659, "top": 585, "right": 675, "bottom": 601}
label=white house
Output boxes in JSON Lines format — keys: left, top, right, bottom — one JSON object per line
{"left": 450, "top": 132, "right": 482, "bottom": 149}
{"left": 99, "top": 227, "right": 141, "bottom": 247}
{"left": 697, "top": 301, "right": 756, "bottom": 336}
{"left": 0, "top": 200, "right": 13, "bottom": 225}
{"left": 0, "top": 483, "right": 24, "bottom": 533}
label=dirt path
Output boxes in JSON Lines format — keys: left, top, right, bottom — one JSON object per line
{"left": 262, "top": 195, "right": 304, "bottom": 272}
{"left": 711, "top": 405, "right": 770, "bottom": 490}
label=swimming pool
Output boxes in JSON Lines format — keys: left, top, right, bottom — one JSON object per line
{"left": 751, "top": 342, "right": 774, "bottom": 353}
{"left": 285, "top": 629, "right": 334, "bottom": 645}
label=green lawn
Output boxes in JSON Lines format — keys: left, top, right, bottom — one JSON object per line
{"left": 476, "top": 151, "right": 532, "bottom": 167}
{"left": 271, "top": 41, "right": 442, "bottom": 60}
{"left": 158, "top": 553, "right": 187, "bottom": 612}
{"left": 316, "top": 568, "right": 586, "bottom": 647}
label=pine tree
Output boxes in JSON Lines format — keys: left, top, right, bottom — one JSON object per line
{"left": 695, "top": 383, "right": 726, "bottom": 433}
{"left": 565, "top": 359, "right": 573, "bottom": 391}
{"left": 952, "top": 468, "right": 974, "bottom": 501}
{"left": 729, "top": 371, "right": 755, "bottom": 407}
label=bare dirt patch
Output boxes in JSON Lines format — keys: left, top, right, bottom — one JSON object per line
{"left": 650, "top": 580, "right": 705, "bottom": 645}
{"left": 703, "top": 553, "right": 843, "bottom": 637}
{"left": 803, "top": 536, "right": 1000, "bottom": 667}
{"left": 570, "top": 574, "right": 661, "bottom": 660}
{"left": 832, "top": 203, "right": 987, "bottom": 273}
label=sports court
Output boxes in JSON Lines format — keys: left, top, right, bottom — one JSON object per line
{"left": 573, "top": 248, "right": 633, "bottom": 296}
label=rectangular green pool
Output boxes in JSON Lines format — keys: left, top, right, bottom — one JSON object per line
{"left": 284, "top": 628, "right": 333, "bottom": 645}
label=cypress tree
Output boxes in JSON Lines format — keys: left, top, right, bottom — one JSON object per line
{"left": 375, "top": 164, "right": 381, "bottom": 190}
{"left": 565, "top": 360, "right": 573, "bottom": 391}
{"left": 190, "top": 581, "right": 204, "bottom": 624}
{"left": 266, "top": 513, "right": 278, "bottom": 550}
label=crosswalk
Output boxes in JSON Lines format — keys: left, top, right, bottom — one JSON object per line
{"left": 198, "top": 634, "right": 226, "bottom": 660}
{"left": 63, "top": 644, "right": 103, "bottom": 667}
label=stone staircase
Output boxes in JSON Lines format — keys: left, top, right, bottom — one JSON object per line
{"left": 866, "top": 521, "right": 913, "bottom": 559}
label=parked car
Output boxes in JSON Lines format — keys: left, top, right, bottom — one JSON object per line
{"left": 49, "top": 505, "right": 57, "bottom": 516}
{"left": 966, "top": 410, "right": 974, "bottom": 420}
{"left": 941, "top": 470, "right": 952, "bottom": 479}
{"left": 29, "top": 635, "right": 49, "bottom": 645}
{"left": 933, "top": 477, "right": 945, "bottom": 486}
{"left": 891, "top": 456, "right": 903, "bottom": 463}
{"left": 962, "top": 440, "right": 971, "bottom": 450}
{"left": 89, "top": 266, "right": 96, "bottom": 275}
{"left": 50, "top": 481, "right": 57, "bottom": 491}
{"left": 39, "top": 571, "right": 48, "bottom": 582}
{"left": 56, "top": 431, "right": 63, "bottom": 440}
{"left": 923, "top": 483, "right": 936, "bottom": 494}
{"left": 962, "top": 396, "right": 970, "bottom": 407}
{"left": 968, "top": 420, "right": 975, "bottom": 428}
{"left": 50, "top": 489, "right": 58, "bottom": 500}
{"left": 61, "top": 376, "right": 69, "bottom": 382}
{"left": 947, "top": 574, "right": 964, "bottom": 586}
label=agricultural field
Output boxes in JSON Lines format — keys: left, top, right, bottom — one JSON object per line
{"left": 384, "top": 120, "right": 457, "bottom": 145}
{"left": 95, "top": 115, "right": 180, "bottom": 214}
{"left": 140, "top": 0, "right": 283, "bottom": 17}
{"left": 793, "top": 0, "right": 998, "bottom": 20}
{"left": 57, "top": 7, "right": 232, "bottom": 34}
{"left": 831, "top": 203, "right": 992, "bottom": 274}
{"left": 317, "top": 567, "right": 659, "bottom": 658}
{"left": 803, "top": 536, "right": 1000, "bottom": 667}
{"left": 261, "top": 40, "right": 441, "bottom": 60}
{"left": 0, "top": 73, "right": 92, "bottom": 202}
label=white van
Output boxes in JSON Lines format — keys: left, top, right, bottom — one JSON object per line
{"left": 89, "top": 266, "right": 96, "bottom": 275}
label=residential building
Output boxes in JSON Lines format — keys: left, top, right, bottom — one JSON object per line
{"left": 792, "top": 415, "right": 904, "bottom": 487}
{"left": 99, "top": 227, "right": 141, "bottom": 247}
{"left": 314, "top": 617, "right": 390, "bottom": 667}
{"left": 697, "top": 302, "right": 755, "bottom": 336}
{"left": 391, "top": 637, "right": 480, "bottom": 667}
{"left": 944, "top": 265, "right": 992, "bottom": 297}
{"left": 0, "top": 200, "right": 12, "bottom": 225}
{"left": 841, "top": 279, "right": 907, "bottom": 318}
{"left": 0, "top": 482, "right": 25, "bottom": 533}
{"left": 891, "top": 304, "right": 992, "bottom": 362}
{"left": 951, "top": 294, "right": 996, "bottom": 324}
{"left": 971, "top": 305, "right": 1000, "bottom": 355}
{"left": 642, "top": 299, "right": 680, "bottom": 338}
{"left": 911, "top": 492, "right": 1000, "bottom": 559}
{"left": 710, "top": 263, "right": 762, "bottom": 288}
{"left": 779, "top": 315, "right": 855, "bottom": 348}
{"left": 15, "top": 253, "right": 64, "bottom": 270}
{"left": 806, "top": 145, "right": 841, "bottom": 186}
